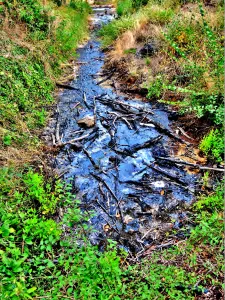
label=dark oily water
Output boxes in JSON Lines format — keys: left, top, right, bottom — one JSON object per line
{"left": 45, "top": 7, "right": 198, "bottom": 253}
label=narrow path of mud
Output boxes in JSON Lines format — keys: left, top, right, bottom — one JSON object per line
{"left": 44, "top": 7, "right": 200, "bottom": 253}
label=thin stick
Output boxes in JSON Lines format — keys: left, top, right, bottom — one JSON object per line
{"left": 92, "top": 174, "right": 124, "bottom": 224}
{"left": 156, "top": 156, "right": 225, "bottom": 172}
{"left": 177, "top": 126, "right": 194, "bottom": 140}
{"left": 83, "top": 91, "right": 90, "bottom": 109}
{"left": 56, "top": 83, "right": 79, "bottom": 90}
{"left": 83, "top": 148, "right": 99, "bottom": 170}
{"left": 51, "top": 134, "right": 56, "bottom": 146}
{"left": 56, "top": 133, "right": 90, "bottom": 147}
{"left": 55, "top": 106, "right": 60, "bottom": 143}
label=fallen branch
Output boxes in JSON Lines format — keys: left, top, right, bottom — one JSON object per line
{"left": 155, "top": 156, "right": 225, "bottom": 173}
{"left": 147, "top": 163, "right": 189, "bottom": 187}
{"left": 92, "top": 173, "right": 124, "bottom": 224}
{"left": 56, "top": 83, "right": 79, "bottom": 90}
{"left": 114, "top": 100, "right": 154, "bottom": 115}
{"left": 122, "top": 135, "right": 163, "bottom": 156}
{"left": 177, "top": 127, "right": 194, "bottom": 140}
{"left": 83, "top": 91, "right": 90, "bottom": 109}
{"left": 96, "top": 72, "right": 114, "bottom": 85}
{"left": 145, "top": 117, "right": 190, "bottom": 145}
{"left": 56, "top": 133, "right": 90, "bottom": 147}
{"left": 83, "top": 148, "right": 99, "bottom": 170}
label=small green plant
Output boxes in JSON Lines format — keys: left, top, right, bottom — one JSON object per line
{"left": 2, "top": 133, "right": 13, "bottom": 146}
{"left": 199, "top": 129, "right": 224, "bottom": 163}
{"left": 117, "top": 0, "right": 133, "bottom": 16}
{"left": 147, "top": 75, "right": 165, "bottom": 99}
{"left": 124, "top": 48, "right": 137, "bottom": 54}
{"left": 70, "top": 0, "right": 91, "bottom": 13}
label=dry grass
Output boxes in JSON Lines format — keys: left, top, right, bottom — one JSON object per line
{"left": 0, "top": 145, "right": 43, "bottom": 167}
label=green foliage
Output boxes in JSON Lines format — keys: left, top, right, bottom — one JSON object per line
{"left": 117, "top": 0, "right": 134, "bottom": 16}
{"left": 194, "top": 184, "right": 224, "bottom": 212}
{"left": 1, "top": 168, "right": 223, "bottom": 299}
{"left": 163, "top": 4, "right": 224, "bottom": 122}
{"left": 70, "top": 0, "right": 91, "bottom": 12}
{"left": 117, "top": 0, "right": 149, "bottom": 16}
{"left": 124, "top": 263, "right": 199, "bottom": 299}
{"left": 55, "top": 9, "right": 89, "bottom": 56}
{"left": 4, "top": 0, "right": 50, "bottom": 33}
{"left": 190, "top": 184, "right": 224, "bottom": 245}
{"left": 99, "top": 16, "right": 134, "bottom": 47}
{"left": 199, "top": 129, "right": 224, "bottom": 162}
{"left": 0, "top": 168, "right": 124, "bottom": 299}
{"left": 147, "top": 75, "right": 165, "bottom": 99}
{"left": 0, "top": 54, "right": 53, "bottom": 147}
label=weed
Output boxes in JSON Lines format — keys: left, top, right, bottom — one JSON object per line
{"left": 147, "top": 75, "right": 165, "bottom": 99}
{"left": 199, "top": 129, "right": 224, "bottom": 163}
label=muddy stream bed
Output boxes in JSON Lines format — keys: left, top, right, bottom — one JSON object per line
{"left": 44, "top": 7, "right": 200, "bottom": 254}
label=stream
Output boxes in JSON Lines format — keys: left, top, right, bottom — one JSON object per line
{"left": 44, "top": 7, "right": 199, "bottom": 253}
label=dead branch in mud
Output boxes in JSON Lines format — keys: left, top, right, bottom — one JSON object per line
{"left": 83, "top": 148, "right": 99, "bottom": 169}
{"left": 146, "top": 163, "right": 189, "bottom": 188}
{"left": 83, "top": 91, "right": 90, "bottom": 109}
{"left": 108, "top": 111, "right": 133, "bottom": 129}
{"left": 115, "top": 135, "right": 163, "bottom": 157}
{"left": 51, "top": 134, "right": 56, "bottom": 146}
{"left": 76, "top": 61, "right": 87, "bottom": 65}
{"left": 144, "top": 117, "right": 190, "bottom": 145}
{"left": 56, "top": 133, "right": 90, "bottom": 147}
{"left": 114, "top": 100, "right": 154, "bottom": 115}
{"left": 93, "top": 96, "right": 97, "bottom": 117}
{"left": 91, "top": 173, "right": 124, "bottom": 224}
{"left": 155, "top": 156, "right": 225, "bottom": 172}
{"left": 177, "top": 127, "right": 194, "bottom": 141}
{"left": 54, "top": 105, "right": 61, "bottom": 144}
{"left": 96, "top": 73, "right": 114, "bottom": 85}
{"left": 96, "top": 96, "right": 154, "bottom": 116}
{"left": 128, "top": 135, "right": 163, "bottom": 154}
{"left": 56, "top": 82, "right": 79, "bottom": 90}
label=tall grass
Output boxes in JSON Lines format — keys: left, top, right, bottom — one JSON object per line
{"left": 99, "top": 1, "right": 174, "bottom": 47}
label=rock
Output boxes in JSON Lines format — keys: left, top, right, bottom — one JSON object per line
{"left": 137, "top": 42, "right": 157, "bottom": 57}
{"left": 77, "top": 115, "right": 95, "bottom": 128}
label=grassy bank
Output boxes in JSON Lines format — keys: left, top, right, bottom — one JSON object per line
{"left": 0, "top": 0, "right": 90, "bottom": 166}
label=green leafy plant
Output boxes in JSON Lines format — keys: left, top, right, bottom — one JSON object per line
{"left": 147, "top": 75, "right": 165, "bottom": 99}
{"left": 199, "top": 129, "right": 224, "bottom": 162}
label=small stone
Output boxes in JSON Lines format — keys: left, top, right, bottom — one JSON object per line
{"left": 137, "top": 43, "right": 157, "bottom": 57}
{"left": 77, "top": 115, "right": 95, "bottom": 128}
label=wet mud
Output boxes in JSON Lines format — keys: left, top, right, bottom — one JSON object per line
{"left": 44, "top": 7, "right": 200, "bottom": 253}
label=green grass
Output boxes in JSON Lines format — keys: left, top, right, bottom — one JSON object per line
{"left": 99, "top": 1, "right": 174, "bottom": 47}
